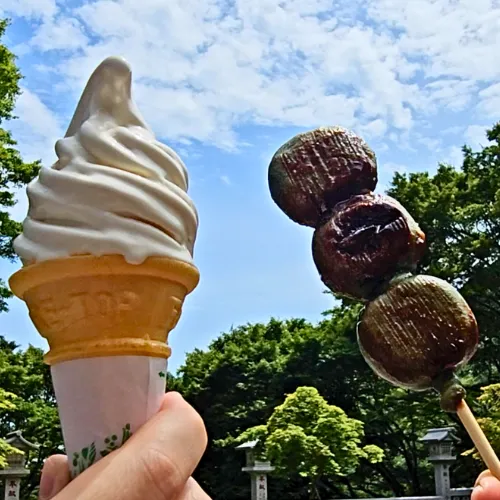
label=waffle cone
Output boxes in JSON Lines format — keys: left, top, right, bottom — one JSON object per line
{"left": 9, "top": 255, "right": 199, "bottom": 365}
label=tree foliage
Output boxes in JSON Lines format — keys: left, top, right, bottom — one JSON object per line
{"left": 0, "top": 337, "right": 62, "bottom": 498}
{"left": 388, "top": 123, "right": 500, "bottom": 380}
{"left": 236, "top": 386, "right": 384, "bottom": 499}
{"left": 177, "top": 309, "right": 463, "bottom": 499}
{"left": 0, "top": 18, "right": 41, "bottom": 311}
{"left": 464, "top": 384, "right": 500, "bottom": 462}
{"left": 0, "top": 388, "right": 21, "bottom": 468}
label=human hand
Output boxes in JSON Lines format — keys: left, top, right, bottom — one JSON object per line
{"left": 38, "top": 392, "right": 210, "bottom": 500}
{"left": 472, "top": 471, "right": 500, "bottom": 500}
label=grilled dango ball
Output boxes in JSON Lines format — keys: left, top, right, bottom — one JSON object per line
{"left": 357, "top": 274, "right": 479, "bottom": 412}
{"left": 312, "top": 193, "right": 426, "bottom": 301}
{"left": 268, "top": 127, "right": 377, "bottom": 227}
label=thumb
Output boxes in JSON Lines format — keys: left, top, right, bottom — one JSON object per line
{"left": 39, "top": 455, "right": 71, "bottom": 500}
{"left": 53, "top": 392, "right": 207, "bottom": 500}
{"left": 472, "top": 471, "right": 500, "bottom": 500}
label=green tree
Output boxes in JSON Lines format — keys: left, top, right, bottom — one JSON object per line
{"left": 0, "top": 337, "right": 62, "bottom": 498}
{"left": 177, "top": 309, "right": 462, "bottom": 499}
{"left": 464, "top": 384, "right": 500, "bottom": 462}
{"left": 388, "top": 123, "right": 500, "bottom": 380}
{"left": 236, "top": 386, "right": 384, "bottom": 500}
{"left": 0, "top": 388, "right": 21, "bottom": 468}
{"left": 0, "top": 18, "right": 41, "bottom": 311}
{"left": 178, "top": 119, "right": 500, "bottom": 496}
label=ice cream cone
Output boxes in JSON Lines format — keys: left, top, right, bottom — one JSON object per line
{"left": 9, "top": 254, "right": 199, "bottom": 365}
{"left": 9, "top": 254, "right": 199, "bottom": 477}
{"left": 9, "top": 56, "right": 202, "bottom": 478}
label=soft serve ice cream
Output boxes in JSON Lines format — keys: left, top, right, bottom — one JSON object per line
{"left": 14, "top": 56, "right": 198, "bottom": 266}
{"left": 9, "top": 56, "right": 200, "bottom": 479}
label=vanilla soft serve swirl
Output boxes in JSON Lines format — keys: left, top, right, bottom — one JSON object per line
{"left": 14, "top": 57, "right": 198, "bottom": 266}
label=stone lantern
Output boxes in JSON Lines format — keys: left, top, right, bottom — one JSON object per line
{"left": 236, "top": 440, "right": 274, "bottom": 500}
{"left": 0, "top": 431, "right": 39, "bottom": 500}
{"left": 420, "top": 427, "right": 459, "bottom": 499}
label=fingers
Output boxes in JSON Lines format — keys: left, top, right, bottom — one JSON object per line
{"left": 54, "top": 392, "right": 207, "bottom": 500}
{"left": 39, "top": 455, "right": 71, "bottom": 500}
{"left": 472, "top": 471, "right": 500, "bottom": 500}
{"left": 175, "top": 478, "right": 212, "bottom": 500}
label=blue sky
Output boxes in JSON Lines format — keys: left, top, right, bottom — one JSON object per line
{"left": 1, "top": 0, "right": 499, "bottom": 372}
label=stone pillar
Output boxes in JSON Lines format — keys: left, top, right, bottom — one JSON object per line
{"left": 236, "top": 441, "right": 274, "bottom": 500}
{"left": 251, "top": 473, "right": 268, "bottom": 500}
{"left": 0, "top": 431, "right": 39, "bottom": 500}
{"left": 3, "top": 478, "right": 21, "bottom": 500}
{"left": 420, "top": 428, "right": 459, "bottom": 500}
{"left": 433, "top": 462, "right": 451, "bottom": 497}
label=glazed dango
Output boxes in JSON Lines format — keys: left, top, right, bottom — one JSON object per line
{"left": 268, "top": 127, "right": 377, "bottom": 227}
{"left": 357, "top": 274, "right": 479, "bottom": 411}
{"left": 312, "top": 193, "right": 426, "bottom": 301}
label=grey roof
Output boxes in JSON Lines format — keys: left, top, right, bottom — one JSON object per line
{"left": 420, "top": 427, "right": 459, "bottom": 443}
{"left": 235, "top": 440, "right": 258, "bottom": 450}
{"left": 5, "top": 430, "right": 40, "bottom": 450}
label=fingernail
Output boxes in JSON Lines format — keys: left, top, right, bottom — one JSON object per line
{"left": 39, "top": 468, "right": 55, "bottom": 500}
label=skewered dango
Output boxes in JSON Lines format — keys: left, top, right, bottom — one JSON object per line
{"left": 267, "top": 126, "right": 500, "bottom": 477}
{"left": 268, "top": 127, "right": 377, "bottom": 227}
{"left": 357, "top": 274, "right": 478, "bottom": 410}
{"left": 312, "top": 193, "right": 426, "bottom": 301}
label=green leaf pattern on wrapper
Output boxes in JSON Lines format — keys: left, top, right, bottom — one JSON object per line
{"left": 71, "top": 424, "right": 132, "bottom": 477}
{"left": 100, "top": 423, "right": 132, "bottom": 457}
{"left": 159, "top": 360, "right": 168, "bottom": 379}
{"left": 72, "top": 442, "right": 97, "bottom": 476}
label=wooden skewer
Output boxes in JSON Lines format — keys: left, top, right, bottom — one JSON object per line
{"left": 456, "top": 399, "right": 500, "bottom": 480}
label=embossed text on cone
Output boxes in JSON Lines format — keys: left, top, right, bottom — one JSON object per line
{"left": 9, "top": 254, "right": 199, "bottom": 364}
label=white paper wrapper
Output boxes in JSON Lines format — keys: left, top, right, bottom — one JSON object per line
{"left": 51, "top": 356, "right": 168, "bottom": 477}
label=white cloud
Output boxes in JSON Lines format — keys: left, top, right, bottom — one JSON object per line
{"left": 443, "top": 145, "right": 465, "bottom": 167}
{"left": 368, "top": 0, "right": 500, "bottom": 81}
{"left": 464, "top": 124, "right": 489, "bottom": 150}
{"left": 359, "top": 119, "right": 388, "bottom": 139}
{"left": 0, "top": 0, "right": 56, "bottom": 20}
{"left": 5, "top": 0, "right": 500, "bottom": 150}
{"left": 9, "top": 188, "right": 28, "bottom": 223}
{"left": 8, "top": 87, "right": 62, "bottom": 164}
{"left": 30, "top": 17, "right": 89, "bottom": 51}
{"left": 382, "top": 162, "right": 409, "bottom": 177}
{"left": 6, "top": 0, "right": 417, "bottom": 148}
{"left": 478, "top": 83, "right": 500, "bottom": 120}
{"left": 6, "top": 88, "right": 63, "bottom": 222}
{"left": 415, "top": 133, "right": 441, "bottom": 152}
{"left": 422, "top": 79, "right": 477, "bottom": 113}
{"left": 442, "top": 125, "right": 464, "bottom": 136}
{"left": 220, "top": 175, "right": 231, "bottom": 185}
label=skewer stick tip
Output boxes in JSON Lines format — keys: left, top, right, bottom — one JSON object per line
{"left": 456, "top": 399, "right": 500, "bottom": 481}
